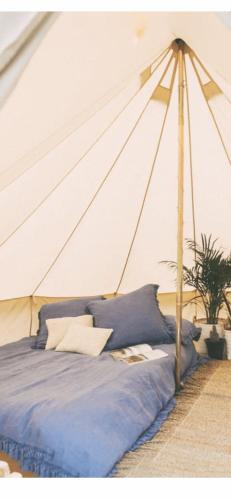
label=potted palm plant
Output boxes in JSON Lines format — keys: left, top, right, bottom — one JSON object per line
{"left": 163, "top": 234, "right": 231, "bottom": 357}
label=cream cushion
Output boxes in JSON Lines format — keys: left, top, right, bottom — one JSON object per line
{"left": 45, "top": 315, "right": 93, "bottom": 350}
{"left": 55, "top": 324, "right": 113, "bottom": 356}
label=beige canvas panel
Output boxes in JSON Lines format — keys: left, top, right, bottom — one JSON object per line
{"left": 0, "top": 13, "right": 57, "bottom": 110}
{"left": 0, "top": 297, "right": 31, "bottom": 346}
{"left": 0, "top": 75, "right": 141, "bottom": 243}
{"left": 0, "top": 292, "right": 197, "bottom": 346}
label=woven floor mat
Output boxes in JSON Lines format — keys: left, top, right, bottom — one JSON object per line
{"left": 114, "top": 361, "right": 231, "bottom": 477}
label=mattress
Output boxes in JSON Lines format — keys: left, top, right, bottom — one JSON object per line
{"left": 0, "top": 337, "right": 200, "bottom": 477}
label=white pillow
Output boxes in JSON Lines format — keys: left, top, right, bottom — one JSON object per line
{"left": 45, "top": 315, "right": 93, "bottom": 350}
{"left": 55, "top": 324, "right": 113, "bottom": 356}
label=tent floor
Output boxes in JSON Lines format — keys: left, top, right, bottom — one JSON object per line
{"left": 114, "top": 360, "right": 231, "bottom": 477}
{"left": 1, "top": 360, "right": 230, "bottom": 478}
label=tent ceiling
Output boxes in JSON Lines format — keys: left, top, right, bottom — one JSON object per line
{"left": 0, "top": 12, "right": 230, "bottom": 299}
{"left": 0, "top": 12, "right": 57, "bottom": 110}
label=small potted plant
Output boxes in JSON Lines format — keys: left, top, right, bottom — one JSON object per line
{"left": 163, "top": 234, "right": 231, "bottom": 358}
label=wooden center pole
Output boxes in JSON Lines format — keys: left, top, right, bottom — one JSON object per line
{"left": 175, "top": 39, "right": 185, "bottom": 392}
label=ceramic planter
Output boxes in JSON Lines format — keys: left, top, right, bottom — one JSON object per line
{"left": 224, "top": 329, "right": 231, "bottom": 360}
{"left": 195, "top": 323, "right": 224, "bottom": 355}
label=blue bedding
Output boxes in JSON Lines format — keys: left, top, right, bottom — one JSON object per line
{"left": 0, "top": 337, "right": 200, "bottom": 477}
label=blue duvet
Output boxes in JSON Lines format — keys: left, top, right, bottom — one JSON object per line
{"left": 0, "top": 337, "right": 199, "bottom": 477}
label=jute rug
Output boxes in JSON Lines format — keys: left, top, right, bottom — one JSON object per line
{"left": 114, "top": 360, "right": 231, "bottom": 477}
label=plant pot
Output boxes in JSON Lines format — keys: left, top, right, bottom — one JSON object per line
{"left": 224, "top": 330, "right": 231, "bottom": 360}
{"left": 195, "top": 322, "right": 224, "bottom": 355}
{"left": 205, "top": 338, "right": 225, "bottom": 360}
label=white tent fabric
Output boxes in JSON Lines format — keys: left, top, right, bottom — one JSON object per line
{"left": 0, "top": 12, "right": 57, "bottom": 109}
{"left": 0, "top": 12, "right": 230, "bottom": 342}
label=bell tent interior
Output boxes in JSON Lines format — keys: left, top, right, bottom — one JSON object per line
{"left": 0, "top": 10, "right": 230, "bottom": 479}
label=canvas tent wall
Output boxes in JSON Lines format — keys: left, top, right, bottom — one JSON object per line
{"left": 0, "top": 11, "right": 230, "bottom": 344}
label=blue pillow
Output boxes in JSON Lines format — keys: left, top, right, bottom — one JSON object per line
{"left": 164, "top": 315, "right": 201, "bottom": 345}
{"left": 87, "top": 284, "right": 172, "bottom": 351}
{"left": 33, "top": 296, "right": 104, "bottom": 350}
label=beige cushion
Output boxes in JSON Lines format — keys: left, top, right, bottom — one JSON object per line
{"left": 45, "top": 315, "right": 93, "bottom": 350}
{"left": 55, "top": 324, "right": 113, "bottom": 356}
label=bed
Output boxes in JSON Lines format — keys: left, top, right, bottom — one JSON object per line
{"left": 0, "top": 336, "right": 200, "bottom": 477}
